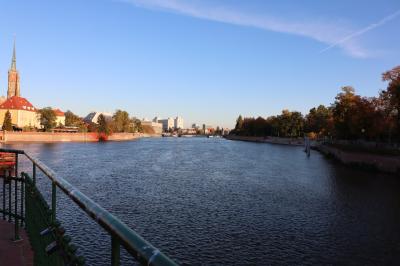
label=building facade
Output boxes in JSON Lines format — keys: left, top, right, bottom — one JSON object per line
{"left": 0, "top": 97, "right": 40, "bottom": 128}
{"left": 174, "top": 116, "right": 184, "bottom": 129}
{"left": 154, "top": 116, "right": 184, "bottom": 131}
{"left": 54, "top": 109, "right": 66, "bottom": 126}
{"left": 156, "top": 117, "right": 174, "bottom": 131}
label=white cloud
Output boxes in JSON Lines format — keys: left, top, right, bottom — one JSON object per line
{"left": 319, "top": 9, "right": 400, "bottom": 54}
{"left": 118, "top": 0, "right": 397, "bottom": 58}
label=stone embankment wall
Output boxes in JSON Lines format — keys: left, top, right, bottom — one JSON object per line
{"left": 0, "top": 132, "right": 151, "bottom": 143}
{"left": 225, "top": 135, "right": 305, "bottom": 146}
{"left": 316, "top": 144, "right": 400, "bottom": 174}
{"left": 226, "top": 135, "right": 400, "bottom": 174}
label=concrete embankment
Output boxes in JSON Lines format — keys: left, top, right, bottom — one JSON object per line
{"left": 315, "top": 144, "right": 400, "bottom": 174}
{"left": 0, "top": 131, "right": 160, "bottom": 143}
{"left": 225, "top": 135, "right": 305, "bottom": 146}
{"left": 226, "top": 135, "right": 400, "bottom": 174}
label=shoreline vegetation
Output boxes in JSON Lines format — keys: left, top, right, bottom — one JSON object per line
{"left": 2, "top": 108, "right": 160, "bottom": 142}
{"left": 228, "top": 66, "right": 400, "bottom": 175}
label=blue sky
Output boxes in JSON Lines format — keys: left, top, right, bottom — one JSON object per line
{"left": 0, "top": 0, "right": 399, "bottom": 128}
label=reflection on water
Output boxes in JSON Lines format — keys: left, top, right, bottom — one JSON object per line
{"left": 4, "top": 138, "right": 400, "bottom": 265}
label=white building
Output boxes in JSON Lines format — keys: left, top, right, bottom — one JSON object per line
{"left": 174, "top": 116, "right": 184, "bottom": 130}
{"left": 84, "top": 112, "right": 112, "bottom": 124}
{"left": 154, "top": 116, "right": 184, "bottom": 131}
{"left": 156, "top": 117, "right": 174, "bottom": 131}
{"left": 53, "top": 109, "right": 66, "bottom": 126}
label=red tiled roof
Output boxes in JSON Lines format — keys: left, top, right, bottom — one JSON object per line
{"left": 0, "top": 96, "right": 36, "bottom": 112}
{"left": 54, "top": 108, "right": 65, "bottom": 116}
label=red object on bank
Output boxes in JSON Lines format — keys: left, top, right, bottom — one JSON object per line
{"left": 0, "top": 152, "right": 16, "bottom": 177}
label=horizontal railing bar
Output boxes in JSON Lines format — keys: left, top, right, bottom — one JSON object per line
{"left": 0, "top": 149, "right": 25, "bottom": 155}
{"left": 0, "top": 176, "right": 24, "bottom": 182}
{"left": 0, "top": 148, "right": 177, "bottom": 266}
{"left": 0, "top": 210, "right": 24, "bottom": 221}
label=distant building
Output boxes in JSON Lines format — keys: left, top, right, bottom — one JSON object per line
{"left": 141, "top": 120, "right": 163, "bottom": 134}
{"left": 54, "top": 109, "right": 65, "bottom": 126}
{"left": 174, "top": 116, "right": 184, "bottom": 129}
{"left": 222, "top": 128, "right": 230, "bottom": 135}
{"left": 203, "top": 125, "right": 214, "bottom": 134}
{"left": 154, "top": 116, "right": 184, "bottom": 131}
{"left": 156, "top": 117, "right": 174, "bottom": 131}
{"left": 0, "top": 96, "right": 6, "bottom": 105}
{"left": 0, "top": 96, "right": 40, "bottom": 128}
{"left": 84, "top": 112, "right": 112, "bottom": 124}
{"left": 181, "top": 128, "right": 197, "bottom": 134}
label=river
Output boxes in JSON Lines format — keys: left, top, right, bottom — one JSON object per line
{"left": 5, "top": 138, "right": 400, "bottom": 265}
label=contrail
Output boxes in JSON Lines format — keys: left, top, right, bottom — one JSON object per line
{"left": 320, "top": 9, "right": 400, "bottom": 54}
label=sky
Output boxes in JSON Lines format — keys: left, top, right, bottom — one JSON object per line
{"left": 0, "top": 0, "right": 399, "bottom": 128}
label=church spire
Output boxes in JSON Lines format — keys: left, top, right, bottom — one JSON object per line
{"left": 10, "top": 38, "right": 16, "bottom": 70}
{"left": 7, "top": 37, "right": 20, "bottom": 99}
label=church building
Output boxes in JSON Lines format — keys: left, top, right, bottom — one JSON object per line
{"left": 0, "top": 41, "right": 41, "bottom": 129}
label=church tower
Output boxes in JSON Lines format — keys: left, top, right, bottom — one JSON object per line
{"left": 7, "top": 40, "right": 20, "bottom": 99}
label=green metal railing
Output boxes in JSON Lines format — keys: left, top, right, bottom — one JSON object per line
{"left": 0, "top": 148, "right": 177, "bottom": 266}
{"left": 24, "top": 172, "right": 85, "bottom": 265}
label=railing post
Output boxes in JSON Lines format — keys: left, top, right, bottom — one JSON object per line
{"left": 14, "top": 177, "right": 20, "bottom": 240}
{"left": 2, "top": 177, "right": 5, "bottom": 220}
{"left": 20, "top": 173, "right": 24, "bottom": 227}
{"left": 52, "top": 182, "right": 56, "bottom": 223}
{"left": 33, "top": 164, "right": 36, "bottom": 185}
{"left": 15, "top": 153, "right": 18, "bottom": 180}
{"left": 8, "top": 170, "right": 11, "bottom": 222}
{"left": 111, "top": 236, "right": 120, "bottom": 266}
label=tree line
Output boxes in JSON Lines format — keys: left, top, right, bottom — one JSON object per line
{"left": 231, "top": 66, "right": 400, "bottom": 143}
{"left": 2, "top": 108, "right": 142, "bottom": 134}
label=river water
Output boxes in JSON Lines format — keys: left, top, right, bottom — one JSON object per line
{"left": 5, "top": 138, "right": 400, "bottom": 265}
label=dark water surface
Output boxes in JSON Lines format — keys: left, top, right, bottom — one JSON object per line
{"left": 5, "top": 138, "right": 400, "bottom": 265}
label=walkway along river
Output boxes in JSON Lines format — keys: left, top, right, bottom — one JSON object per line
{"left": 4, "top": 137, "right": 400, "bottom": 265}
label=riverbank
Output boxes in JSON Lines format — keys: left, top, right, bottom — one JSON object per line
{"left": 315, "top": 144, "right": 400, "bottom": 174}
{"left": 226, "top": 135, "right": 400, "bottom": 174}
{"left": 0, "top": 131, "right": 161, "bottom": 143}
{"left": 225, "top": 135, "right": 305, "bottom": 146}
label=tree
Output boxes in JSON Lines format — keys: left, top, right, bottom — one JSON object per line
{"left": 97, "top": 114, "right": 111, "bottom": 136}
{"left": 65, "top": 110, "right": 81, "bottom": 126}
{"left": 235, "top": 115, "right": 244, "bottom": 132}
{"left": 375, "top": 90, "right": 396, "bottom": 142}
{"left": 382, "top": 66, "right": 400, "bottom": 140}
{"left": 38, "top": 107, "right": 57, "bottom": 132}
{"left": 275, "top": 110, "right": 304, "bottom": 137}
{"left": 332, "top": 86, "right": 358, "bottom": 139}
{"left": 2, "top": 110, "right": 12, "bottom": 131}
{"left": 254, "top": 117, "right": 266, "bottom": 136}
{"left": 132, "top": 118, "right": 143, "bottom": 133}
{"left": 305, "top": 105, "right": 333, "bottom": 137}
{"left": 112, "top": 110, "right": 132, "bottom": 133}
{"left": 348, "top": 97, "right": 378, "bottom": 140}
{"left": 65, "top": 110, "right": 87, "bottom": 132}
